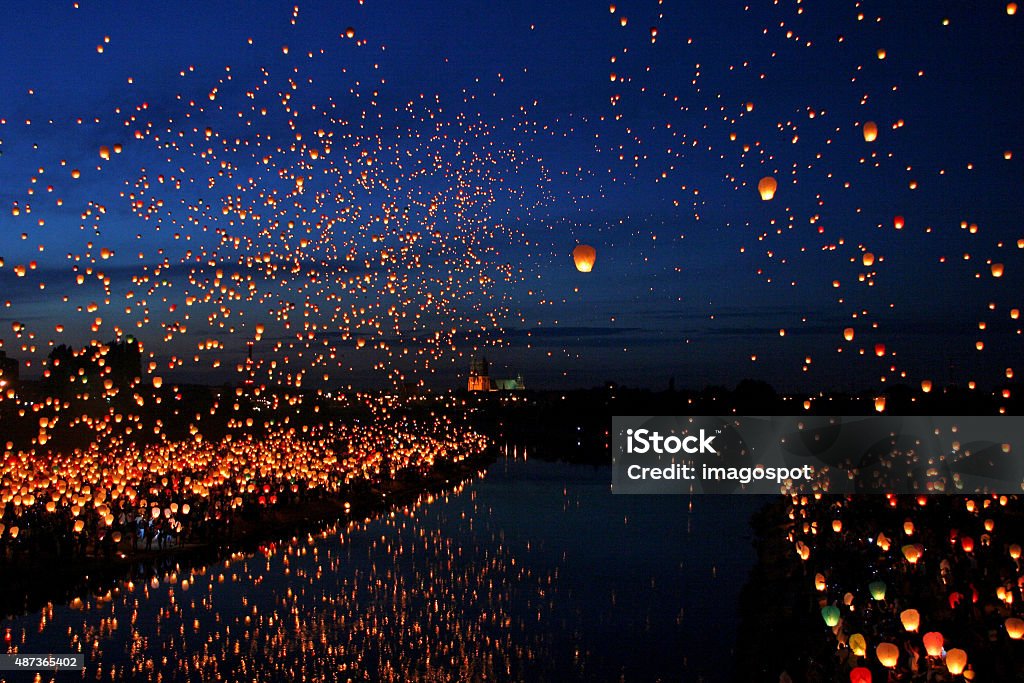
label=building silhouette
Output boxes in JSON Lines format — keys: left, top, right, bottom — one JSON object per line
{"left": 467, "top": 356, "right": 524, "bottom": 392}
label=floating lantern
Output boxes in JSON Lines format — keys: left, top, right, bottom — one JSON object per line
{"left": 900, "top": 608, "right": 921, "bottom": 632}
{"left": 821, "top": 605, "right": 841, "bottom": 627}
{"left": 757, "top": 176, "right": 777, "bottom": 200}
{"left": 876, "top": 642, "right": 899, "bottom": 668}
{"left": 849, "top": 633, "right": 867, "bottom": 657}
{"left": 815, "top": 573, "right": 827, "bottom": 592}
{"left": 1006, "top": 618, "right": 1024, "bottom": 640}
{"left": 862, "top": 121, "right": 878, "bottom": 142}
{"left": 850, "top": 667, "right": 871, "bottom": 683}
{"left": 923, "top": 632, "right": 944, "bottom": 657}
{"left": 902, "top": 544, "right": 922, "bottom": 564}
{"left": 863, "top": 252, "right": 875, "bottom": 267}
{"left": 921, "top": 379, "right": 933, "bottom": 393}
{"left": 961, "top": 536, "right": 974, "bottom": 553}
{"left": 945, "top": 648, "right": 968, "bottom": 675}
{"left": 572, "top": 244, "right": 597, "bottom": 273}
{"left": 869, "top": 581, "right": 887, "bottom": 600}
{"left": 843, "top": 327, "right": 855, "bottom": 342}
{"left": 832, "top": 519, "right": 843, "bottom": 533}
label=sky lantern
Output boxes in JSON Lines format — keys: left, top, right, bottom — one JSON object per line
{"left": 1006, "top": 618, "right": 1024, "bottom": 640}
{"left": 869, "top": 581, "right": 887, "bottom": 600}
{"left": 991, "top": 263, "right": 1004, "bottom": 277}
{"left": 921, "top": 379, "right": 933, "bottom": 393}
{"left": 757, "top": 176, "right": 777, "bottom": 200}
{"left": 874, "top": 396, "right": 886, "bottom": 413}
{"left": 821, "top": 605, "right": 840, "bottom": 627}
{"left": 961, "top": 536, "right": 974, "bottom": 553}
{"left": 945, "top": 648, "right": 968, "bottom": 675}
{"left": 876, "top": 642, "right": 899, "bottom": 668}
{"left": 863, "top": 252, "right": 875, "bottom": 267}
{"left": 843, "top": 327, "right": 855, "bottom": 341}
{"left": 893, "top": 215, "right": 905, "bottom": 230}
{"left": 152, "top": 376, "right": 163, "bottom": 389}
{"left": 863, "top": 121, "right": 878, "bottom": 142}
{"left": 1009, "top": 3, "right": 1018, "bottom": 15}
{"left": 850, "top": 667, "right": 872, "bottom": 683}
{"left": 572, "top": 244, "right": 597, "bottom": 273}
{"left": 1010, "top": 544, "right": 1022, "bottom": 560}
{"left": 876, "top": 532, "right": 891, "bottom": 551}
{"left": 903, "top": 520, "right": 915, "bottom": 536}
{"left": 923, "top": 632, "right": 944, "bottom": 657}
{"left": 874, "top": 343, "right": 886, "bottom": 357}
{"left": 99, "top": 145, "right": 111, "bottom": 160}
{"left": 832, "top": 519, "right": 843, "bottom": 533}
{"left": 814, "top": 573, "right": 827, "bottom": 591}
{"left": 900, "top": 609, "right": 921, "bottom": 632}
{"left": 902, "top": 544, "right": 922, "bottom": 564}
{"left": 849, "top": 633, "right": 867, "bottom": 657}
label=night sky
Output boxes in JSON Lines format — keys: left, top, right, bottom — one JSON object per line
{"left": 0, "top": 0, "right": 1021, "bottom": 391}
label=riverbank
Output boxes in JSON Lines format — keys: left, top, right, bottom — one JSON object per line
{"left": 0, "top": 450, "right": 495, "bottom": 619}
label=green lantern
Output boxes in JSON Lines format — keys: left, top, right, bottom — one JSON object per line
{"left": 869, "top": 581, "right": 887, "bottom": 601}
{"left": 821, "top": 605, "right": 841, "bottom": 627}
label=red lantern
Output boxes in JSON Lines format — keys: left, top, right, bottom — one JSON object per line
{"left": 850, "top": 667, "right": 872, "bottom": 683}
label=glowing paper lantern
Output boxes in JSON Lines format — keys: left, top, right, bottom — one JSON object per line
{"left": 902, "top": 544, "right": 922, "bottom": 564}
{"left": 923, "top": 631, "right": 944, "bottom": 657}
{"left": 900, "top": 608, "right": 921, "bottom": 632}
{"left": 1003, "top": 618, "right": 1024, "bottom": 639}
{"left": 849, "top": 633, "right": 867, "bottom": 657}
{"left": 876, "top": 642, "right": 899, "bottom": 668}
{"left": 821, "top": 605, "right": 841, "bottom": 627}
{"left": 757, "top": 176, "right": 777, "bottom": 200}
{"left": 869, "top": 581, "right": 887, "bottom": 600}
{"left": 832, "top": 519, "right": 843, "bottom": 533}
{"left": 921, "top": 379, "right": 933, "bottom": 393}
{"left": 843, "top": 327, "right": 855, "bottom": 342}
{"left": 572, "top": 244, "right": 597, "bottom": 273}
{"left": 1010, "top": 544, "right": 1022, "bottom": 560}
{"left": 961, "top": 536, "right": 974, "bottom": 553}
{"left": 862, "top": 121, "right": 878, "bottom": 142}
{"left": 945, "top": 648, "right": 968, "bottom": 675}
{"left": 814, "top": 573, "right": 827, "bottom": 592}
{"left": 850, "top": 667, "right": 872, "bottom": 683}
{"left": 863, "top": 252, "right": 875, "bottom": 267}
{"left": 893, "top": 215, "right": 905, "bottom": 230}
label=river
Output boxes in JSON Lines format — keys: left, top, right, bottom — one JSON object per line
{"left": 1, "top": 454, "right": 766, "bottom": 682}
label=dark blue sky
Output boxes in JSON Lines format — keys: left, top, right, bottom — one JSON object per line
{"left": 0, "top": 1, "right": 1021, "bottom": 391}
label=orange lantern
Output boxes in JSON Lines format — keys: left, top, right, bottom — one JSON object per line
{"left": 757, "top": 176, "right": 777, "bottom": 200}
{"left": 945, "top": 648, "right": 968, "bottom": 675}
{"left": 876, "top": 642, "right": 899, "bottom": 668}
{"left": 572, "top": 244, "right": 597, "bottom": 273}
{"left": 923, "top": 631, "right": 944, "bottom": 657}
{"left": 900, "top": 608, "right": 921, "bottom": 632}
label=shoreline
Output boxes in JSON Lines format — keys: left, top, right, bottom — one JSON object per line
{"left": 0, "top": 451, "right": 496, "bottom": 620}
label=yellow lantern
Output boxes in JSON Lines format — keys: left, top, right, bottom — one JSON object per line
{"left": 945, "top": 648, "right": 968, "bottom": 675}
{"left": 757, "top": 176, "right": 777, "bottom": 201}
{"left": 849, "top": 633, "right": 867, "bottom": 657}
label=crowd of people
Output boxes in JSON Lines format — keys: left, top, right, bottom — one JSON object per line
{"left": 776, "top": 491, "right": 1024, "bottom": 681}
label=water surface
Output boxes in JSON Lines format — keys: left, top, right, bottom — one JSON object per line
{"left": 1, "top": 455, "right": 764, "bottom": 682}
